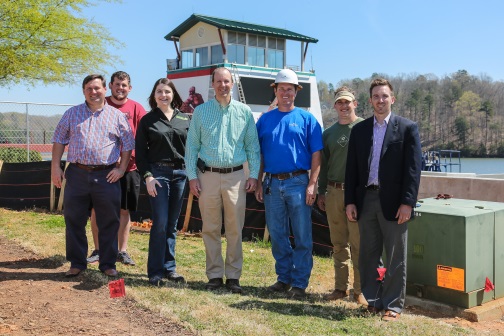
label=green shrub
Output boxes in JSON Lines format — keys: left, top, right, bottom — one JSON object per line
{"left": 0, "top": 147, "right": 43, "bottom": 162}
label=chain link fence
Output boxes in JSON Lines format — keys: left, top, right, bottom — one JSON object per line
{"left": 0, "top": 101, "right": 72, "bottom": 162}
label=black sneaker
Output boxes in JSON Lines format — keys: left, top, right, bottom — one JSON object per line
{"left": 86, "top": 250, "right": 99, "bottom": 264}
{"left": 225, "top": 279, "right": 242, "bottom": 294}
{"left": 267, "top": 281, "right": 291, "bottom": 293}
{"left": 166, "top": 271, "right": 186, "bottom": 283}
{"left": 117, "top": 251, "right": 136, "bottom": 266}
{"left": 149, "top": 275, "right": 164, "bottom": 286}
{"left": 205, "top": 278, "right": 223, "bottom": 290}
{"left": 288, "top": 287, "right": 306, "bottom": 299}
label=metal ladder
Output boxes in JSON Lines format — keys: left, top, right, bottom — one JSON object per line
{"left": 231, "top": 64, "right": 246, "bottom": 104}
{"left": 207, "top": 75, "right": 215, "bottom": 101}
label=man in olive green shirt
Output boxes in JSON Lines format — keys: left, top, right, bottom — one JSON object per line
{"left": 318, "top": 86, "right": 366, "bottom": 304}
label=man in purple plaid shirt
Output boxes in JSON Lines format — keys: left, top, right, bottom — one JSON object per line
{"left": 51, "top": 74, "right": 135, "bottom": 278}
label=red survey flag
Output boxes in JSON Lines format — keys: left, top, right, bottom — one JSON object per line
{"left": 484, "top": 277, "right": 495, "bottom": 292}
{"left": 376, "top": 267, "right": 387, "bottom": 281}
{"left": 109, "top": 278, "right": 126, "bottom": 298}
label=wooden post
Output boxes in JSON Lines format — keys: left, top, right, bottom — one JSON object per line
{"left": 50, "top": 180, "right": 55, "bottom": 211}
{"left": 181, "top": 193, "right": 193, "bottom": 232}
{"left": 263, "top": 225, "right": 269, "bottom": 242}
{"left": 57, "top": 162, "right": 69, "bottom": 211}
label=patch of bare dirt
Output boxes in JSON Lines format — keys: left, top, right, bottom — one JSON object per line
{"left": 406, "top": 297, "right": 504, "bottom": 334}
{"left": 445, "top": 317, "right": 504, "bottom": 335}
{"left": 0, "top": 235, "right": 194, "bottom": 335}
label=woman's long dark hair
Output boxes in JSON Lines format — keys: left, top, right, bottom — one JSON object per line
{"left": 148, "top": 78, "right": 183, "bottom": 110}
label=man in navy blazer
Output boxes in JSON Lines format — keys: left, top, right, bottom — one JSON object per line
{"left": 344, "top": 78, "right": 421, "bottom": 321}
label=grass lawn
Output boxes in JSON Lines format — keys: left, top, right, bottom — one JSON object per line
{"left": 0, "top": 207, "right": 474, "bottom": 335}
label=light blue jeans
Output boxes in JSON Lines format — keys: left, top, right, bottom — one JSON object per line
{"left": 263, "top": 173, "right": 313, "bottom": 289}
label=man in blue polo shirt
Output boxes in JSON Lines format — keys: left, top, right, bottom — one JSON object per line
{"left": 255, "top": 69, "right": 323, "bottom": 299}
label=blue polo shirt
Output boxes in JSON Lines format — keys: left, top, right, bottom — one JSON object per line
{"left": 256, "top": 107, "right": 323, "bottom": 174}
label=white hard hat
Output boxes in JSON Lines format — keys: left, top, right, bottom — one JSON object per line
{"left": 271, "top": 69, "right": 303, "bottom": 90}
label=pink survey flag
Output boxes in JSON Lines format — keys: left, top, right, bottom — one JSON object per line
{"left": 109, "top": 278, "right": 126, "bottom": 298}
{"left": 484, "top": 277, "right": 495, "bottom": 292}
{"left": 376, "top": 267, "right": 387, "bottom": 281}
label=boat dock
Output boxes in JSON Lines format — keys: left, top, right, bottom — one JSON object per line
{"left": 422, "top": 150, "right": 461, "bottom": 172}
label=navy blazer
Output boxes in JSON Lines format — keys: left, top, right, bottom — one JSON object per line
{"left": 344, "top": 113, "right": 422, "bottom": 221}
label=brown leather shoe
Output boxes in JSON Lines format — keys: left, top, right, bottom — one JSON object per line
{"left": 103, "top": 268, "right": 118, "bottom": 277}
{"left": 353, "top": 293, "right": 368, "bottom": 305}
{"left": 65, "top": 267, "right": 83, "bottom": 277}
{"left": 382, "top": 310, "right": 401, "bottom": 321}
{"left": 324, "top": 289, "right": 349, "bottom": 301}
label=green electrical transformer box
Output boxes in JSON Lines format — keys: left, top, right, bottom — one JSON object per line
{"left": 407, "top": 198, "right": 504, "bottom": 308}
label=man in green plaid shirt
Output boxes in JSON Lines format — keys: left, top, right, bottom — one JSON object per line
{"left": 185, "top": 67, "right": 260, "bottom": 294}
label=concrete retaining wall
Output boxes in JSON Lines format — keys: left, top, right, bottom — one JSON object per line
{"left": 419, "top": 172, "right": 504, "bottom": 202}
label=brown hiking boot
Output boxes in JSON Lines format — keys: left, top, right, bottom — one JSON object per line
{"left": 324, "top": 289, "right": 349, "bottom": 301}
{"left": 353, "top": 293, "right": 368, "bottom": 305}
{"left": 267, "top": 281, "right": 291, "bottom": 293}
{"left": 288, "top": 287, "right": 306, "bottom": 299}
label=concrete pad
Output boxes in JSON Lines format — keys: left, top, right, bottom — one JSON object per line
{"left": 406, "top": 295, "right": 504, "bottom": 322}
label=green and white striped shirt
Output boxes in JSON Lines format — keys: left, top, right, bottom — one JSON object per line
{"left": 185, "top": 99, "right": 260, "bottom": 180}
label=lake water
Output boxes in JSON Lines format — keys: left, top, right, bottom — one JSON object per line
{"left": 440, "top": 158, "right": 504, "bottom": 175}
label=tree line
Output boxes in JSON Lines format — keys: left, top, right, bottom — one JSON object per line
{"left": 318, "top": 70, "right": 504, "bottom": 157}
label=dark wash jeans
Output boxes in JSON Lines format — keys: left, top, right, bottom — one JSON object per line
{"left": 147, "top": 164, "right": 187, "bottom": 278}
{"left": 64, "top": 163, "right": 120, "bottom": 272}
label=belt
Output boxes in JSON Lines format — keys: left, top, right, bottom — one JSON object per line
{"left": 73, "top": 162, "right": 115, "bottom": 171}
{"left": 266, "top": 170, "right": 307, "bottom": 181}
{"left": 366, "top": 184, "right": 380, "bottom": 191}
{"left": 328, "top": 181, "right": 344, "bottom": 190}
{"left": 205, "top": 165, "right": 243, "bottom": 174}
{"left": 155, "top": 161, "right": 185, "bottom": 169}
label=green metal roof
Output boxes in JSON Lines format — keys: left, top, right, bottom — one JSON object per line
{"left": 164, "top": 14, "right": 318, "bottom": 43}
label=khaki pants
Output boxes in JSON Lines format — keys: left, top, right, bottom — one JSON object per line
{"left": 325, "top": 186, "right": 361, "bottom": 294}
{"left": 198, "top": 169, "right": 246, "bottom": 280}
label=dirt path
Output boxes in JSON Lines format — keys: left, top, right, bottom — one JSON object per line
{"left": 0, "top": 235, "right": 194, "bottom": 335}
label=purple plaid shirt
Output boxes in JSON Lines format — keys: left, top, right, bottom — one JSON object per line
{"left": 52, "top": 102, "right": 134, "bottom": 165}
{"left": 367, "top": 114, "right": 390, "bottom": 186}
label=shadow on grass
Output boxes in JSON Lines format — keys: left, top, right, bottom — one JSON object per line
{"left": 230, "top": 299, "right": 367, "bottom": 321}
{"left": 0, "top": 254, "right": 70, "bottom": 284}
{"left": 0, "top": 253, "right": 108, "bottom": 291}
{"left": 240, "top": 286, "right": 319, "bottom": 300}
{"left": 96, "top": 277, "right": 367, "bottom": 323}
{"left": 119, "top": 275, "right": 200, "bottom": 289}
{"left": 0, "top": 256, "right": 68, "bottom": 283}
{"left": 0, "top": 254, "right": 66, "bottom": 269}
{"left": 125, "top": 279, "right": 259, "bottom": 292}
{"left": 120, "top": 279, "right": 369, "bottom": 321}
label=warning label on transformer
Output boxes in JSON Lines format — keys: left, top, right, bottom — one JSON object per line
{"left": 437, "top": 265, "right": 465, "bottom": 291}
